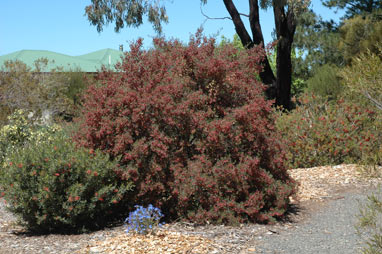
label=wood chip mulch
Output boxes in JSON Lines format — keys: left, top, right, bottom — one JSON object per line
{"left": 290, "top": 164, "right": 382, "bottom": 202}
{"left": 1, "top": 164, "right": 381, "bottom": 254}
{"left": 81, "top": 230, "right": 224, "bottom": 254}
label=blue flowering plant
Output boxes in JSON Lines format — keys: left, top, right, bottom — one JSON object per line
{"left": 125, "top": 204, "right": 164, "bottom": 235}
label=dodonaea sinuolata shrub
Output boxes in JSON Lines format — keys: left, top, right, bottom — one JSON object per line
{"left": 276, "top": 93, "right": 381, "bottom": 169}
{"left": 74, "top": 31, "right": 296, "bottom": 225}
{"left": 0, "top": 130, "right": 133, "bottom": 233}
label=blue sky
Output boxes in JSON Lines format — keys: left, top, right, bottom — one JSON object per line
{"left": 0, "top": 0, "right": 343, "bottom": 56}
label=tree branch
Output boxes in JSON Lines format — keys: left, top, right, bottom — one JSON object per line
{"left": 249, "top": 0, "right": 265, "bottom": 45}
{"left": 249, "top": 0, "right": 276, "bottom": 85}
{"left": 222, "top": 0, "right": 254, "bottom": 49}
{"left": 240, "top": 13, "right": 250, "bottom": 18}
{"left": 199, "top": 3, "right": 249, "bottom": 21}
{"left": 200, "top": 4, "right": 231, "bottom": 20}
{"left": 364, "top": 90, "right": 382, "bottom": 110}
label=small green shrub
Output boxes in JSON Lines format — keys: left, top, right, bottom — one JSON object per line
{"left": 55, "top": 70, "right": 94, "bottom": 122}
{"left": 306, "top": 64, "right": 342, "bottom": 101}
{"left": 291, "top": 77, "right": 308, "bottom": 99}
{"left": 276, "top": 93, "right": 381, "bottom": 168}
{"left": 0, "top": 130, "right": 133, "bottom": 233}
{"left": 356, "top": 188, "right": 382, "bottom": 254}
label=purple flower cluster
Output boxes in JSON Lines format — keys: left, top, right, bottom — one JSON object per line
{"left": 125, "top": 204, "right": 164, "bottom": 235}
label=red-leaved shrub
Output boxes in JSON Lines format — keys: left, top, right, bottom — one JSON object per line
{"left": 74, "top": 31, "right": 295, "bottom": 224}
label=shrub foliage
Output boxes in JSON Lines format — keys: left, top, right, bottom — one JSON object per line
{"left": 0, "top": 110, "right": 62, "bottom": 169}
{"left": 0, "top": 130, "right": 133, "bottom": 233}
{"left": 306, "top": 64, "right": 342, "bottom": 101}
{"left": 0, "top": 59, "right": 92, "bottom": 126}
{"left": 340, "top": 44, "right": 382, "bottom": 110}
{"left": 276, "top": 93, "right": 381, "bottom": 168}
{"left": 74, "top": 32, "right": 295, "bottom": 225}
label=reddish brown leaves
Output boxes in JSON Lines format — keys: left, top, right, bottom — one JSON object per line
{"left": 74, "top": 32, "right": 295, "bottom": 224}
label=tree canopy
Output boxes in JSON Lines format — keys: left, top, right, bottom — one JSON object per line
{"left": 293, "top": 0, "right": 382, "bottom": 78}
{"left": 293, "top": 9, "right": 343, "bottom": 78}
{"left": 339, "top": 10, "right": 382, "bottom": 63}
{"left": 85, "top": 0, "right": 169, "bottom": 34}
{"left": 322, "top": 0, "right": 382, "bottom": 19}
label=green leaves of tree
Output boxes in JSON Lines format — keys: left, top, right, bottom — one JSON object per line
{"left": 339, "top": 11, "right": 382, "bottom": 63}
{"left": 85, "top": 0, "right": 169, "bottom": 34}
{"left": 322, "top": 0, "right": 382, "bottom": 19}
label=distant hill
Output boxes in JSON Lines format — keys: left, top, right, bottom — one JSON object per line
{"left": 0, "top": 49, "right": 124, "bottom": 72}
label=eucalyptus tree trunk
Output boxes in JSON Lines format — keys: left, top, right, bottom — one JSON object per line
{"left": 223, "top": 0, "right": 297, "bottom": 110}
{"left": 273, "top": 3, "right": 296, "bottom": 110}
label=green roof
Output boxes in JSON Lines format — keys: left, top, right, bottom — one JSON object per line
{"left": 0, "top": 49, "right": 124, "bottom": 72}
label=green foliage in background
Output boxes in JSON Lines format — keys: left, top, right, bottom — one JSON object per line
{"left": 219, "top": 34, "right": 245, "bottom": 52}
{"left": 322, "top": 0, "right": 382, "bottom": 19}
{"left": 0, "top": 59, "right": 92, "bottom": 126}
{"left": 0, "top": 59, "right": 49, "bottom": 125}
{"left": 56, "top": 70, "right": 93, "bottom": 122}
{"left": 219, "top": 34, "right": 307, "bottom": 99}
{"left": 0, "top": 110, "right": 62, "bottom": 169}
{"left": 340, "top": 44, "right": 382, "bottom": 110}
{"left": 293, "top": 10, "right": 344, "bottom": 79}
{"left": 306, "top": 64, "right": 342, "bottom": 101}
{"left": 339, "top": 11, "right": 382, "bottom": 63}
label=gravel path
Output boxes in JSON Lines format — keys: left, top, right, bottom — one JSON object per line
{"left": 254, "top": 187, "right": 377, "bottom": 254}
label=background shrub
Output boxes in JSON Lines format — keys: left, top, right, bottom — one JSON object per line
{"left": 0, "top": 110, "right": 62, "bottom": 169}
{"left": 340, "top": 44, "right": 382, "bottom": 111}
{"left": 276, "top": 93, "right": 381, "bottom": 169}
{"left": 339, "top": 44, "right": 382, "bottom": 172}
{"left": 0, "top": 130, "right": 133, "bottom": 233}
{"left": 74, "top": 32, "right": 296, "bottom": 225}
{"left": 339, "top": 11, "right": 382, "bottom": 64}
{"left": 306, "top": 64, "right": 342, "bottom": 101}
{"left": 0, "top": 59, "right": 92, "bottom": 125}
{"left": 55, "top": 70, "right": 94, "bottom": 122}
